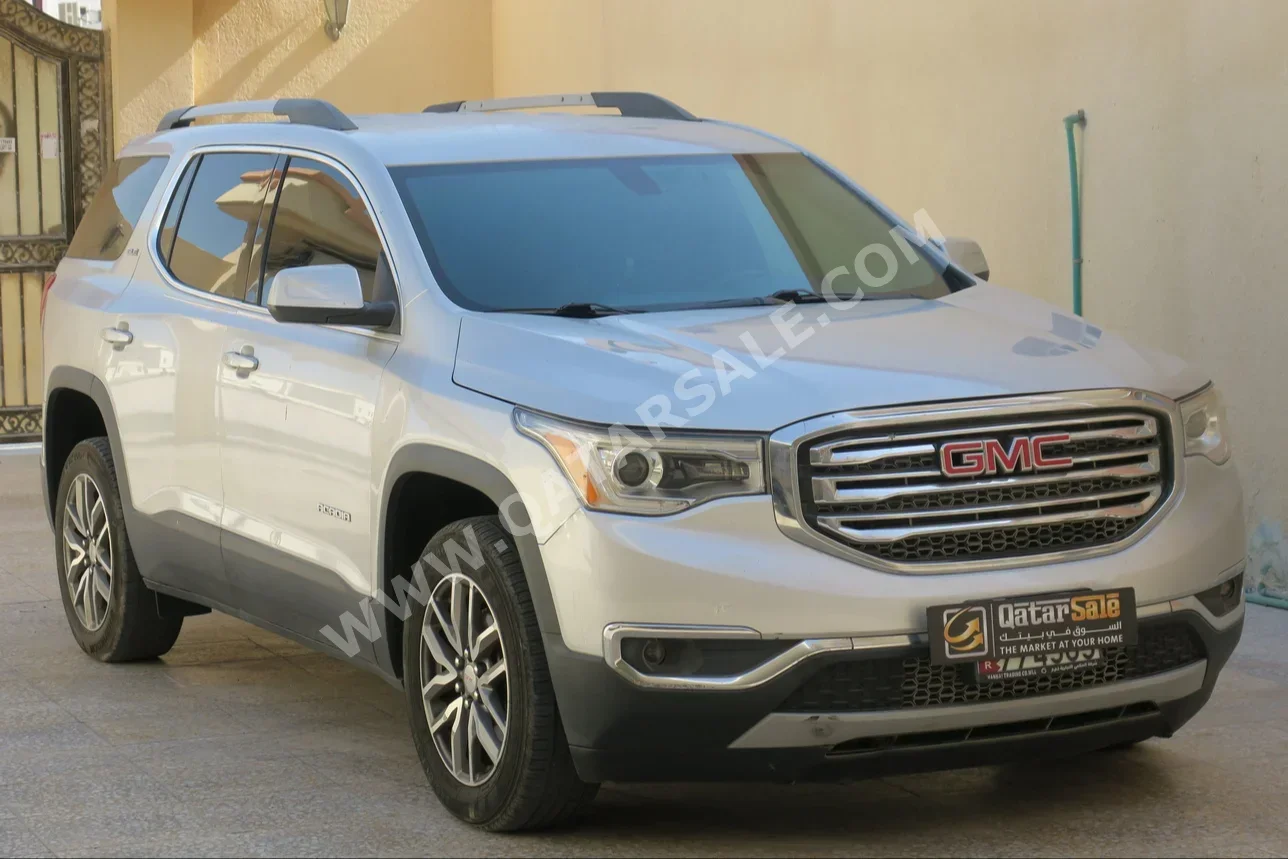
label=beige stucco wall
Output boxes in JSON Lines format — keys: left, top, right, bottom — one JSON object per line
{"left": 102, "top": 0, "right": 195, "bottom": 152}
{"left": 98, "top": 0, "right": 1288, "bottom": 589}
{"left": 192, "top": 0, "right": 491, "bottom": 117}
{"left": 492, "top": 0, "right": 1288, "bottom": 588}
{"left": 102, "top": 0, "right": 492, "bottom": 149}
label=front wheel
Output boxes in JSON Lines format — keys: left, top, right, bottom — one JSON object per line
{"left": 403, "top": 516, "right": 597, "bottom": 831}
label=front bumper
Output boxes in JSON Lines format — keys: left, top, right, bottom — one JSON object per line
{"left": 533, "top": 437, "right": 1245, "bottom": 783}
{"left": 539, "top": 455, "right": 1244, "bottom": 656}
{"left": 547, "top": 607, "right": 1243, "bottom": 783}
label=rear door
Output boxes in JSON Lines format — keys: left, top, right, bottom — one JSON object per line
{"left": 105, "top": 148, "right": 282, "bottom": 601}
{"left": 216, "top": 153, "right": 398, "bottom": 647}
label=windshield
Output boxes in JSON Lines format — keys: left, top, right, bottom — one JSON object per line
{"left": 391, "top": 153, "right": 964, "bottom": 313}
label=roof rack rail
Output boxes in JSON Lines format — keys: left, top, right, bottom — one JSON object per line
{"left": 423, "top": 91, "right": 698, "bottom": 122}
{"left": 156, "top": 98, "right": 358, "bottom": 133}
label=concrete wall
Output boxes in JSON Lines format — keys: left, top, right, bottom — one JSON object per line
{"left": 491, "top": 0, "right": 1288, "bottom": 595}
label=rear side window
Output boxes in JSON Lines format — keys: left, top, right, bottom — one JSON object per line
{"left": 65, "top": 156, "right": 168, "bottom": 262}
{"left": 260, "top": 156, "right": 381, "bottom": 302}
{"left": 161, "top": 151, "right": 281, "bottom": 301}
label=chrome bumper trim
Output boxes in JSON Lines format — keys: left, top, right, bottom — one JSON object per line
{"left": 1171, "top": 595, "right": 1244, "bottom": 632}
{"left": 602, "top": 624, "right": 852, "bottom": 691}
{"left": 603, "top": 566, "right": 1242, "bottom": 691}
{"left": 729, "top": 661, "right": 1207, "bottom": 749}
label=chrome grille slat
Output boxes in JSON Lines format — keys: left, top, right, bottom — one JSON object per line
{"left": 816, "top": 489, "right": 1161, "bottom": 543}
{"left": 823, "top": 486, "right": 1158, "bottom": 523}
{"left": 811, "top": 442, "right": 937, "bottom": 467}
{"left": 813, "top": 452, "right": 1160, "bottom": 499}
{"left": 811, "top": 413, "right": 1158, "bottom": 457}
{"left": 796, "top": 405, "right": 1174, "bottom": 567}
{"left": 822, "top": 445, "right": 1158, "bottom": 481}
{"left": 814, "top": 423, "right": 1156, "bottom": 468}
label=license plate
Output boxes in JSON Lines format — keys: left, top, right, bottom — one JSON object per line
{"left": 976, "top": 648, "right": 1103, "bottom": 682}
{"left": 926, "top": 588, "right": 1137, "bottom": 667}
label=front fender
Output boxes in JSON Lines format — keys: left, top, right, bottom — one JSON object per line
{"left": 375, "top": 443, "right": 563, "bottom": 677}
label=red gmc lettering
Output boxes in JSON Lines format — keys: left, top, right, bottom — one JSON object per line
{"left": 1031, "top": 433, "right": 1074, "bottom": 469}
{"left": 940, "top": 432, "right": 1073, "bottom": 477}
{"left": 982, "top": 438, "right": 1032, "bottom": 473}
{"left": 939, "top": 440, "right": 986, "bottom": 476}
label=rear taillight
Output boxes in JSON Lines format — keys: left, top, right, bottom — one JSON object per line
{"left": 39, "top": 273, "right": 56, "bottom": 328}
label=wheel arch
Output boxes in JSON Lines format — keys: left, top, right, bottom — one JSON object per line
{"left": 43, "top": 366, "right": 130, "bottom": 527}
{"left": 377, "top": 444, "right": 561, "bottom": 682}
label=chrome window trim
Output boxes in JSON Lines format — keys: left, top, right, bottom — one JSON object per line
{"left": 144, "top": 142, "right": 404, "bottom": 343}
{"left": 768, "top": 389, "right": 1185, "bottom": 575}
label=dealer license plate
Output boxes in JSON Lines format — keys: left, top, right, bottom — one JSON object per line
{"left": 976, "top": 648, "right": 1103, "bottom": 682}
{"left": 926, "top": 588, "right": 1137, "bottom": 667}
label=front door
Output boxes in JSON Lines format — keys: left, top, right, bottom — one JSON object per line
{"left": 216, "top": 153, "right": 397, "bottom": 648}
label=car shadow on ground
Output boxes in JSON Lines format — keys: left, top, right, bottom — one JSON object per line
{"left": 542, "top": 750, "right": 1210, "bottom": 847}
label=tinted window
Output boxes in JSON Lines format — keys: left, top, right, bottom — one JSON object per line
{"left": 260, "top": 157, "right": 381, "bottom": 303}
{"left": 391, "top": 153, "right": 956, "bottom": 313}
{"left": 167, "top": 152, "right": 279, "bottom": 300}
{"left": 66, "top": 156, "right": 168, "bottom": 262}
{"left": 156, "top": 156, "right": 199, "bottom": 265}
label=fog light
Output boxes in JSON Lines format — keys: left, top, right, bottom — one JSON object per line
{"left": 1196, "top": 572, "right": 1243, "bottom": 617}
{"left": 641, "top": 639, "right": 667, "bottom": 670}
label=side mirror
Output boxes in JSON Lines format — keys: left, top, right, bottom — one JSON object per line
{"left": 267, "top": 264, "right": 396, "bottom": 327}
{"left": 940, "top": 236, "right": 990, "bottom": 281}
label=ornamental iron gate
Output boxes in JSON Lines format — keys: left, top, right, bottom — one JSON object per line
{"left": 0, "top": 0, "right": 107, "bottom": 442}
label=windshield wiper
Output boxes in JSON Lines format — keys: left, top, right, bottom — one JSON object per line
{"left": 551, "top": 302, "right": 637, "bottom": 318}
{"left": 766, "top": 288, "right": 830, "bottom": 304}
{"left": 506, "top": 302, "right": 639, "bottom": 318}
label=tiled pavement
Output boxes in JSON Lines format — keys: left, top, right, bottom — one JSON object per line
{"left": 2, "top": 448, "right": 1286, "bottom": 857}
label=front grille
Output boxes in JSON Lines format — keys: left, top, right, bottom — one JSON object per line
{"left": 778, "top": 620, "right": 1204, "bottom": 713}
{"left": 800, "top": 407, "right": 1172, "bottom": 566}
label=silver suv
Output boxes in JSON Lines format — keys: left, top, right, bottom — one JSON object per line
{"left": 40, "top": 93, "right": 1246, "bottom": 831}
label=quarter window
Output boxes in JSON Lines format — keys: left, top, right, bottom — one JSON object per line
{"left": 260, "top": 156, "right": 382, "bottom": 302}
{"left": 66, "top": 156, "right": 168, "bottom": 262}
{"left": 156, "top": 156, "right": 198, "bottom": 264}
{"left": 162, "top": 152, "right": 281, "bottom": 301}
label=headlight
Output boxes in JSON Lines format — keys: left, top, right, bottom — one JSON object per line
{"left": 514, "top": 409, "right": 765, "bottom": 515}
{"left": 1179, "top": 384, "right": 1231, "bottom": 464}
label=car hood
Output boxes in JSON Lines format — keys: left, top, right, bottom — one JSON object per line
{"left": 452, "top": 283, "right": 1208, "bottom": 432}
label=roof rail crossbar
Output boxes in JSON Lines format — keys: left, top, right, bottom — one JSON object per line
{"left": 423, "top": 91, "right": 698, "bottom": 121}
{"left": 156, "top": 98, "right": 358, "bottom": 132}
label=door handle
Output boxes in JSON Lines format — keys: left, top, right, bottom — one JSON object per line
{"left": 101, "top": 325, "right": 133, "bottom": 348}
{"left": 222, "top": 347, "right": 259, "bottom": 374}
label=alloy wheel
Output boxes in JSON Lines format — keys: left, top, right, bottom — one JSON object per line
{"left": 419, "top": 573, "right": 509, "bottom": 786}
{"left": 62, "top": 473, "right": 113, "bottom": 632}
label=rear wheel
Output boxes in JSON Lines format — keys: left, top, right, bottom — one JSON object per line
{"left": 403, "top": 516, "right": 597, "bottom": 831}
{"left": 54, "top": 438, "right": 183, "bottom": 661}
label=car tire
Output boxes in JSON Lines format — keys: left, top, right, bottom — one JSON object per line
{"left": 403, "top": 515, "right": 598, "bottom": 831}
{"left": 54, "top": 438, "right": 183, "bottom": 661}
